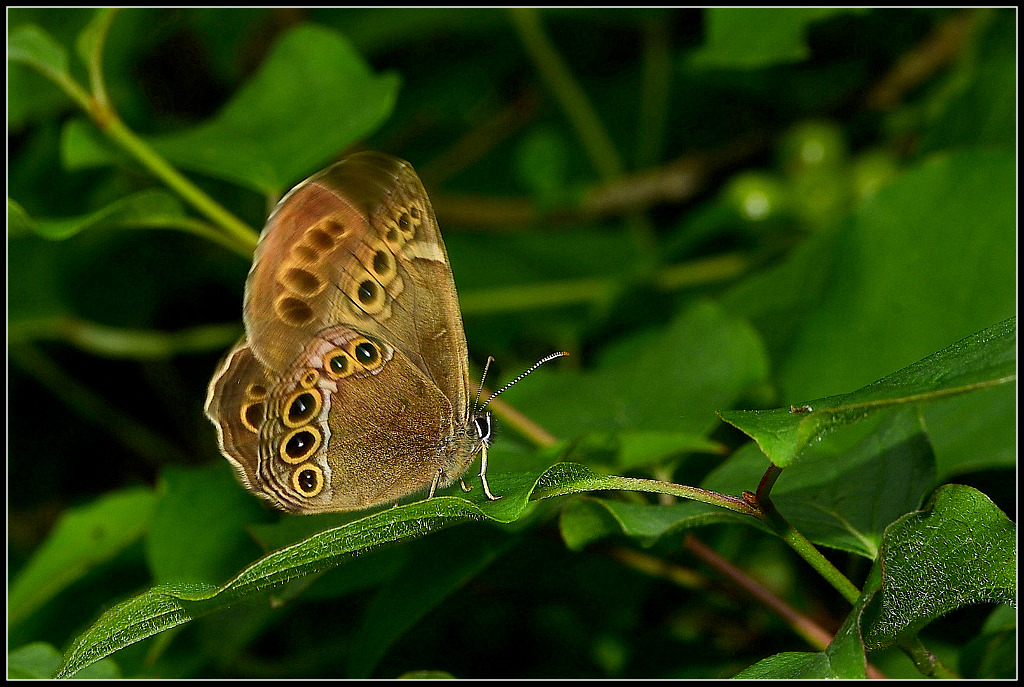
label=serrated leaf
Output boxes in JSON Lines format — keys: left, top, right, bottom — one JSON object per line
{"left": 719, "top": 317, "right": 1015, "bottom": 467}
{"left": 56, "top": 462, "right": 757, "bottom": 677}
{"left": 8, "top": 487, "right": 156, "bottom": 627}
{"left": 860, "top": 484, "right": 1016, "bottom": 649}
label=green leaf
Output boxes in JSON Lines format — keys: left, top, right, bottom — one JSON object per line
{"left": 7, "top": 642, "right": 122, "bottom": 679}
{"left": 502, "top": 300, "right": 770, "bottom": 439}
{"left": 62, "top": 24, "right": 399, "bottom": 196}
{"left": 722, "top": 150, "right": 1015, "bottom": 407}
{"left": 60, "top": 117, "right": 122, "bottom": 170}
{"left": 15, "top": 188, "right": 188, "bottom": 240}
{"left": 719, "top": 317, "right": 1015, "bottom": 467}
{"left": 59, "top": 24, "right": 399, "bottom": 195}
{"left": 860, "top": 484, "right": 1016, "bottom": 649}
{"left": 959, "top": 604, "right": 1017, "bottom": 679}
{"left": 706, "top": 408, "right": 936, "bottom": 558}
{"left": 347, "top": 525, "right": 518, "bottom": 677}
{"left": 145, "top": 464, "right": 270, "bottom": 587}
{"left": 689, "top": 8, "right": 866, "bottom": 69}
{"left": 8, "top": 487, "right": 156, "bottom": 627}
{"left": 920, "top": 10, "right": 1015, "bottom": 154}
{"left": 56, "top": 462, "right": 756, "bottom": 677}
{"left": 7, "top": 197, "right": 34, "bottom": 237}
{"left": 734, "top": 581, "right": 868, "bottom": 678}
{"left": 733, "top": 651, "right": 837, "bottom": 678}
{"left": 8, "top": 642, "right": 62, "bottom": 679}
{"left": 8, "top": 24, "right": 71, "bottom": 79}
{"left": 558, "top": 496, "right": 748, "bottom": 552}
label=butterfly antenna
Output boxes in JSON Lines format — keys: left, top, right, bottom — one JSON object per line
{"left": 473, "top": 356, "right": 495, "bottom": 412}
{"left": 479, "top": 351, "right": 569, "bottom": 411}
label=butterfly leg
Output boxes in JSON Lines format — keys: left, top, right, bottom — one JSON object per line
{"left": 459, "top": 478, "right": 472, "bottom": 492}
{"left": 428, "top": 467, "right": 443, "bottom": 499}
{"left": 479, "top": 444, "right": 500, "bottom": 501}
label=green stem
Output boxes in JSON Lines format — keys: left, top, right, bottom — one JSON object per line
{"left": 18, "top": 19, "right": 260, "bottom": 256}
{"left": 759, "top": 498, "right": 861, "bottom": 605}
{"left": 636, "top": 13, "right": 672, "bottom": 168}
{"left": 81, "top": 8, "right": 118, "bottom": 111}
{"left": 9, "top": 345, "right": 191, "bottom": 467}
{"left": 45, "top": 67, "right": 94, "bottom": 114}
{"left": 8, "top": 317, "right": 241, "bottom": 360}
{"left": 610, "top": 475, "right": 761, "bottom": 518}
{"left": 100, "top": 116, "right": 258, "bottom": 254}
{"left": 458, "top": 252, "right": 749, "bottom": 315}
{"left": 897, "top": 636, "right": 960, "bottom": 678}
{"left": 508, "top": 8, "right": 624, "bottom": 181}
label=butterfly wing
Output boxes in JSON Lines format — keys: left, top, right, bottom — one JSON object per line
{"left": 244, "top": 152, "right": 472, "bottom": 420}
{"left": 204, "top": 337, "right": 274, "bottom": 503}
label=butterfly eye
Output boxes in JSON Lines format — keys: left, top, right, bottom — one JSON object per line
{"left": 293, "top": 464, "right": 324, "bottom": 497}
{"left": 280, "top": 426, "right": 322, "bottom": 464}
{"left": 284, "top": 390, "right": 321, "bottom": 428}
{"left": 473, "top": 414, "right": 492, "bottom": 444}
{"left": 325, "top": 348, "right": 354, "bottom": 379}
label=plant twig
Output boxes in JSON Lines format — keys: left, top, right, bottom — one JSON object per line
{"left": 16, "top": 15, "right": 260, "bottom": 256}
{"left": 457, "top": 252, "right": 749, "bottom": 315}
{"left": 80, "top": 8, "right": 118, "bottom": 112}
{"left": 9, "top": 345, "right": 191, "bottom": 467}
{"left": 636, "top": 12, "right": 672, "bottom": 168}
{"left": 864, "top": 9, "right": 977, "bottom": 111}
{"left": 683, "top": 533, "right": 835, "bottom": 651}
{"left": 99, "top": 117, "right": 258, "bottom": 254}
{"left": 432, "top": 132, "right": 768, "bottom": 229}
{"left": 481, "top": 395, "right": 559, "bottom": 449}
{"left": 420, "top": 88, "right": 542, "bottom": 188}
{"left": 508, "top": 8, "right": 624, "bottom": 181}
{"left": 8, "top": 317, "right": 241, "bottom": 360}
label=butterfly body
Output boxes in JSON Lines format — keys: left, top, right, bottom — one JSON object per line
{"left": 206, "top": 152, "right": 488, "bottom": 514}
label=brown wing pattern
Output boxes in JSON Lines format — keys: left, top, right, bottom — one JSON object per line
{"left": 254, "top": 324, "right": 459, "bottom": 513}
{"left": 243, "top": 152, "right": 471, "bottom": 419}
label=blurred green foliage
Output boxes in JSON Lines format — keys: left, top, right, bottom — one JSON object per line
{"left": 7, "top": 7, "right": 1016, "bottom": 679}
